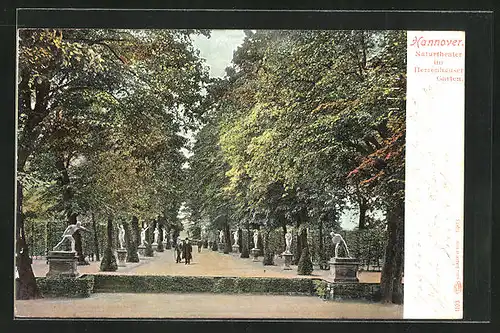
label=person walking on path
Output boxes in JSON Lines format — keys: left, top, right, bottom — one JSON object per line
{"left": 183, "top": 238, "right": 193, "bottom": 265}
{"left": 197, "top": 239, "right": 203, "bottom": 253}
{"left": 175, "top": 240, "right": 183, "bottom": 263}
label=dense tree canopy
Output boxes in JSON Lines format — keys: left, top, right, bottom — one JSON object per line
{"left": 17, "top": 29, "right": 406, "bottom": 305}
{"left": 16, "top": 28, "right": 210, "bottom": 298}
{"left": 185, "top": 30, "right": 406, "bottom": 303}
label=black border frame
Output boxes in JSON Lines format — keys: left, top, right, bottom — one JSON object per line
{"left": 1, "top": 6, "right": 495, "bottom": 333}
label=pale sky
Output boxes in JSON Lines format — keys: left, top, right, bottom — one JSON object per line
{"left": 179, "top": 30, "right": 247, "bottom": 164}
{"left": 191, "top": 30, "right": 246, "bottom": 78}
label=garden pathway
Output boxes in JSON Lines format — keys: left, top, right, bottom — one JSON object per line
{"left": 15, "top": 292, "right": 402, "bottom": 319}
{"left": 31, "top": 246, "right": 382, "bottom": 283}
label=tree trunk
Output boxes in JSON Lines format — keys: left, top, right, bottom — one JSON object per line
{"left": 262, "top": 228, "right": 274, "bottom": 265}
{"left": 237, "top": 227, "right": 243, "bottom": 252}
{"left": 15, "top": 180, "right": 41, "bottom": 300}
{"left": 297, "top": 227, "right": 313, "bottom": 275}
{"left": 358, "top": 196, "right": 368, "bottom": 230}
{"left": 165, "top": 225, "right": 172, "bottom": 249}
{"left": 282, "top": 223, "right": 287, "bottom": 253}
{"left": 100, "top": 216, "right": 117, "bottom": 271}
{"left": 380, "top": 201, "right": 405, "bottom": 304}
{"left": 55, "top": 156, "right": 88, "bottom": 265}
{"left": 257, "top": 230, "right": 264, "bottom": 252}
{"left": 131, "top": 216, "right": 140, "bottom": 251}
{"left": 123, "top": 221, "right": 139, "bottom": 262}
{"left": 292, "top": 219, "right": 301, "bottom": 265}
{"left": 318, "top": 215, "right": 328, "bottom": 269}
{"left": 157, "top": 222, "right": 164, "bottom": 252}
{"left": 223, "top": 222, "right": 231, "bottom": 254}
{"left": 16, "top": 73, "right": 51, "bottom": 298}
{"left": 240, "top": 223, "right": 250, "bottom": 258}
{"left": 91, "top": 212, "right": 100, "bottom": 261}
{"left": 294, "top": 207, "right": 309, "bottom": 265}
{"left": 145, "top": 222, "right": 154, "bottom": 257}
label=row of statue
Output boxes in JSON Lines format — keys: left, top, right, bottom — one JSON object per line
{"left": 53, "top": 221, "right": 350, "bottom": 258}
{"left": 217, "top": 229, "right": 350, "bottom": 258}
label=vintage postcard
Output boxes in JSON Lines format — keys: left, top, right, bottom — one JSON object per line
{"left": 13, "top": 10, "right": 471, "bottom": 321}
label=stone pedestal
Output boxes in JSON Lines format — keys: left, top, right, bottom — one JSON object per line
{"left": 152, "top": 243, "right": 158, "bottom": 252}
{"left": 116, "top": 249, "right": 127, "bottom": 267}
{"left": 329, "top": 257, "right": 360, "bottom": 282}
{"left": 46, "top": 251, "right": 79, "bottom": 278}
{"left": 138, "top": 245, "right": 146, "bottom": 257}
{"left": 282, "top": 251, "right": 293, "bottom": 270}
{"left": 218, "top": 243, "right": 224, "bottom": 252}
{"left": 232, "top": 244, "right": 239, "bottom": 253}
{"left": 251, "top": 248, "right": 260, "bottom": 262}
{"left": 162, "top": 241, "right": 167, "bottom": 250}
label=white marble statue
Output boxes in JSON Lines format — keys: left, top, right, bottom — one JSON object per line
{"left": 117, "top": 224, "right": 125, "bottom": 249}
{"left": 162, "top": 229, "right": 167, "bottom": 242}
{"left": 253, "top": 230, "right": 259, "bottom": 249}
{"left": 219, "top": 230, "right": 224, "bottom": 243}
{"left": 285, "top": 232, "right": 292, "bottom": 253}
{"left": 153, "top": 227, "right": 159, "bottom": 244}
{"left": 140, "top": 226, "right": 150, "bottom": 247}
{"left": 53, "top": 221, "right": 90, "bottom": 252}
{"left": 330, "top": 231, "right": 351, "bottom": 258}
{"left": 233, "top": 230, "right": 239, "bottom": 244}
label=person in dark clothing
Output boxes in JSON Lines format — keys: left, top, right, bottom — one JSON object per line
{"left": 183, "top": 238, "right": 193, "bottom": 265}
{"left": 175, "top": 240, "right": 183, "bottom": 263}
{"left": 197, "top": 239, "right": 203, "bottom": 253}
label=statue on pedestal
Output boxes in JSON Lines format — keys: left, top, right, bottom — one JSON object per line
{"left": 233, "top": 230, "right": 239, "bottom": 244}
{"left": 253, "top": 229, "right": 259, "bottom": 249}
{"left": 219, "top": 230, "right": 224, "bottom": 244}
{"left": 118, "top": 224, "right": 125, "bottom": 249}
{"left": 140, "top": 226, "right": 150, "bottom": 247}
{"left": 153, "top": 227, "right": 159, "bottom": 244}
{"left": 53, "top": 221, "right": 90, "bottom": 252}
{"left": 163, "top": 229, "right": 167, "bottom": 242}
{"left": 330, "top": 231, "right": 351, "bottom": 258}
{"left": 285, "top": 232, "right": 292, "bottom": 253}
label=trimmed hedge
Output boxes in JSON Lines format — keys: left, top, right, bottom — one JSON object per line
{"left": 36, "top": 275, "right": 95, "bottom": 298}
{"left": 35, "top": 273, "right": 391, "bottom": 301}
{"left": 93, "top": 275, "right": 316, "bottom": 295}
{"left": 314, "top": 281, "right": 384, "bottom": 301}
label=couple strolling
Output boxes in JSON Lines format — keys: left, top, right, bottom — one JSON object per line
{"left": 175, "top": 238, "right": 192, "bottom": 264}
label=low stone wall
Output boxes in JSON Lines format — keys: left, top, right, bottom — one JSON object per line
{"left": 36, "top": 275, "right": 95, "bottom": 298}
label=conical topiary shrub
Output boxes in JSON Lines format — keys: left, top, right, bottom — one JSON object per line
{"left": 145, "top": 225, "right": 154, "bottom": 257}
{"left": 124, "top": 221, "right": 139, "bottom": 263}
{"left": 297, "top": 228, "right": 313, "bottom": 275}
{"left": 100, "top": 217, "right": 118, "bottom": 272}
{"left": 240, "top": 229, "right": 249, "bottom": 258}
{"left": 297, "top": 245, "right": 313, "bottom": 275}
{"left": 262, "top": 230, "right": 275, "bottom": 266}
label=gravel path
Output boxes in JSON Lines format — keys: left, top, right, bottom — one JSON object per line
{"left": 15, "top": 292, "right": 403, "bottom": 319}
{"left": 31, "top": 247, "right": 383, "bottom": 283}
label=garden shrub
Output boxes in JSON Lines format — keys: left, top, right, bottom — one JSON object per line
{"left": 297, "top": 246, "right": 313, "bottom": 275}
{"left": 92, "top": 275, "right": 315, "bottom": 295}
{"left": 36, "top": 275, "right": 94, "bottom": 298}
